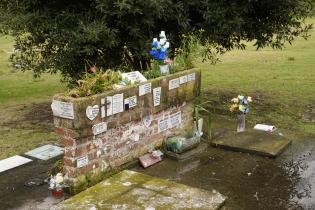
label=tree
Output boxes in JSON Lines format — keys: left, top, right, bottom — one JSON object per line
{"left": 0, "top": 0, "right": 313, "bottom": 84}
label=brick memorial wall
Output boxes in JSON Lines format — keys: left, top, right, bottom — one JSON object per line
{"left": 52, "top": 68, "right": 201, "bottom": 191}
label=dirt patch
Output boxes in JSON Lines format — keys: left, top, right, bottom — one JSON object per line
{"left": 0, "top": 102, "right": 54, "bottom": 133}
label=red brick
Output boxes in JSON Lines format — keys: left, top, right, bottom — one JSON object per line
{"left": 61, "top": 137, "right": 75, "bottom": 147}
{"left": 64, "top": 167, "right": 77, "bottom": 178}
{"left": 65, "top": 129, "right": 80, "bottom": 138}
{"left": 64, "top": 148, "right": 75, "bottom": 158}
{"left": 64, "top": 157, "right": 76, "bottom": 167}
{"left": 55, "top": 127, "right": 65, "bottom": 136}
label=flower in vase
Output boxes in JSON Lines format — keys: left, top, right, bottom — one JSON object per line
{"left": 231, "top": 98, "right": 239, "bottom": 103}
{"left": 247, "top": 96, "right": 253, "bottom": 102}
{"left": 239, "top": 105, "right": 246, "bottom": 112}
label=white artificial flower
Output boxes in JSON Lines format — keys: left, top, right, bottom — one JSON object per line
{"left": 159, "top": 38, "right": 166, "bottom": 45}
{"left": 159, "top": 31, "right": 166, "bottom": 38}
{"left": 153, "top": 38, "right": 158, "bottom": 42}
{"left": 164, "top": 42, "right": 170, "bottom": 49}
{"left": 55, "top": 173, "right": 64, "bottom": 184}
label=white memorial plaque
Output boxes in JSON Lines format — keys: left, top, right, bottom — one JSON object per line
{"left": 77, "top": 156, "right": 89, "bottom": 168}
{"left": 187, "top": 73, "right": 196, "bottom": 82}
{"left": 101, "top": 106, "right": 106, "bottom": 118}
{"left": 179, "top": 75, "right": 188, "bottom": 84}
{"left": 139, "top": 83, "right": 152, "bottom": 96}
{"left": 112, "top": 93, "right": 124, "bottom": 115}
{"left": 124, "top": 96, "right": 137, "bottom": 109}
{"left": 106, "top": 96, "right": 113, "bottom": 116}
{"left": 86, "top": 105, "right": 99, "bottom": 120}
{"left": 51, "top": 100, "right": 74, "bottom": 120}
{"left": 153, "top": 87, "right": 161, "bottom": 107}
{"left": 158, "top": 117, "right": 169, "bottom": 133}
{"left": 122, "top": 71, "right": 147, "bottom": 83}
{"left": 170, "top": 111, "right": 182, "bottom": 128}
{"left": 101, "top": 98, "right": 105, "bottom": 105}
{"left": 92, "top": 122, "right": 107, "bottom": 135}
{"left": 169, "top": 78, "right": 180, "bottom": 90}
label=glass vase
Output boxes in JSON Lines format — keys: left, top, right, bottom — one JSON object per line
{"left": 237, "top": 114, "right": 246, "bottom": 132}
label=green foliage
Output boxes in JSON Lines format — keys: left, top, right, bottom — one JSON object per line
{"left": 0, "top": 0, "right": 313, "bottom": 84}
{"left": 68, "top": 69, "right": 122, "bottom": 97}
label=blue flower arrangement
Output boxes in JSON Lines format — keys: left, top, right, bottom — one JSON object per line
{"left": 150, "top": 31, "right": 170, "bottom": 65}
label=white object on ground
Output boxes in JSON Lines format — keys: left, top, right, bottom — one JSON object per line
{"left": 0, "top": 155, "right": 32, "bottom": 173}
{"left": 25, "top": 144, "right": 64, "bottom": 160}
{"left": 254, "top": 124, "right": 276, "bottom": 132}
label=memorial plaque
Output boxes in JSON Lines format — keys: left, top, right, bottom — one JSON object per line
{"left": 77, "top": 156, "right": 89, "bottom": 168}
{"left": 179, "top": 75, "right": 188, "bottom": 84}
{"left": 92, "top": 122, "right": 107, "bottom": 135}
{"left": 158, "top": 117, "right": 169, "bottom": 133}
{"left": 112, "top": 93, "right": 124, "bottom": 115}
{"left": 169, "top": 78, "right": 180, "bottom": 90}
{"left": 153, "top": 87, "right": 161, "bottom": 107}
{"left": 86, "top": 105, "right": 99, "bottom": 120}
{"left": 187, "top": 73, "right": 196, "bottom": 81}
{"left": 170, "top": 111, "right": 182, "bottom": 128}
{"left": 51, "top": 100, "right": 74, "bottom": 119}
{"left": 139, "top": 83, "right": 152, "bottom": 96}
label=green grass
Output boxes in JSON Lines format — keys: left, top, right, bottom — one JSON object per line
{"left": 198, "top": 18, "right": 315, "bottom": 137}
{"left": 0, "top": 35, "right": 65, "bottom": 159}
{"left": 0, "top": 36, "right": 65, "bottom": 105}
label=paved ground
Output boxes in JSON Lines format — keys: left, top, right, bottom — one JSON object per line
{"left": 54, "top": 170, "right": 226, "bottom": 210}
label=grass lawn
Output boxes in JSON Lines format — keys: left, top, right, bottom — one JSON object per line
{"left": 0, "top": 35, "right": 65, "bottom": 159}
{"left": 198, "top": 18, "right": 315, "bottom": 137}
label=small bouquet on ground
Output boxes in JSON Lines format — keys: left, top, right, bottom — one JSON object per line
{"left": 149, "top": 31, "right": 171, "bottom": 74}
{"left": 230, "top": 95, "right": 253, "bottom": 132}
{"left": 49, "top": 173, "right": 66, "bottom": 197}
{"left": 230, "top": 95, "right": 252, "bottom": 114}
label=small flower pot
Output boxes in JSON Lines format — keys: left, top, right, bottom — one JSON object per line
{"left": 51, "top": 188, "right": 64, "bottom": 197}
{"left": 159, "top": 65, "right": 169, "bottom": 74}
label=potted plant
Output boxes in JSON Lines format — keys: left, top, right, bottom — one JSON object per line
{"left": 230, "top": 95, "right": 253, "bottom": 132}
{"left": 149, "top": 31, "right": 171, "bottom": 74}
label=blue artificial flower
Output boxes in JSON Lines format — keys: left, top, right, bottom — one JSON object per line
{"left": 152, "top": 41, "right": 159, "bottom": 48}
{"left": 150, "top": 49, "right": 158, "bottom": 59}
{"left": 160, "top": 47, "right": 167, "bottom": 52}
{"left": 243, "top": 98, "right": 248, "bottom": 105}
{"left": 244, "top": 108, "right": 249, "bottom": 114}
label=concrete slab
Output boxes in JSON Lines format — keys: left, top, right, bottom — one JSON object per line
{"left": 165, "top": 142, "right": 209, "bottom": 160}
{"left": 211, "top": 130, "right": 292, "bottom": 158}
{"left": 25, "top": 144, "right": 64, "bottom": 160}
{"left": 54, "top": 170, "right": 226, "bottom": 210}
{"left": 0, "top": 155, "right": 32, "bottom": 173}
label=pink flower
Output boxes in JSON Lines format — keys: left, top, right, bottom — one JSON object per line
{"left": 164, "top": 58, "right": 173, "bottom": 65}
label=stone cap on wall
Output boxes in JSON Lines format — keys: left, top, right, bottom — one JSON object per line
{"left": 53, "top": 68, "right": 201, "bottom": 135}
